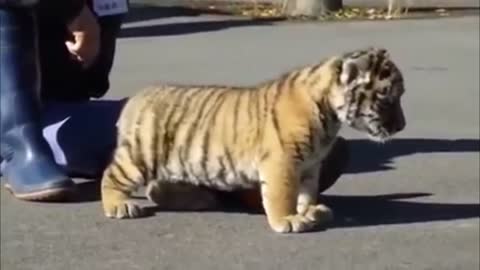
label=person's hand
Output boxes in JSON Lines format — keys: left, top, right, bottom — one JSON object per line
{"left": 65, "top": 4, "right": 100, "bottom": 69}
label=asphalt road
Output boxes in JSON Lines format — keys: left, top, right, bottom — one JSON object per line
{"left": 1, "top": 13, "right": 479, "bottom": 270}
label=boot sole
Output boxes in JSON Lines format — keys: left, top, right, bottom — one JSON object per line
{"left": 4, "top": 183, "right": 75, "bottom": 202}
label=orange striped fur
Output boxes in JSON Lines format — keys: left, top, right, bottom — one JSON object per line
{"left": 101, "top": 47, "right": 406, "bottom": 233}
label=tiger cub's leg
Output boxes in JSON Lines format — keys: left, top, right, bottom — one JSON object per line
{"left": 259, "top": 159, "right": 331, "bottom": 233}
{"left": 101, "top": 147, "right": 145, "bottom": 219}
{"left": 146, "top": 181, "right": 220, "bottom": 211}
{"left": 297, "top": 164, "right": 333, "bottom": 223}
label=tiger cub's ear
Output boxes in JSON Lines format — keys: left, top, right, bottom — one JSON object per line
{"left": 338, "top": 59, "right": 361, "bottom": 86}
{"left": 337, "top": 47, "right": 389, "bottom": 88}
{"left": 338, "top": 59, "right": 373, "bottom": 90}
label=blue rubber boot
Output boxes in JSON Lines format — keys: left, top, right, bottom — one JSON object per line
{"left": 39, "top": 99, "right": 126, "bottom": 179}
{"left": 0, "top": 99, "right": 126, "bottom": 182}
{"left": 0, "top": 8, "right": 75, "bottom": 201}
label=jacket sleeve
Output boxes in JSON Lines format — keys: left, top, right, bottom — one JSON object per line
{"left": 38, "top": 0, "right": 86, "bottom": 23}
{"left": 0, "top": 0, "right": 86, "bottom": 24}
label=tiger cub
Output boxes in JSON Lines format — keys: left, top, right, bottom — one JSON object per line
{"left": 101, "top": 47, "right": 406, "bottom": 233}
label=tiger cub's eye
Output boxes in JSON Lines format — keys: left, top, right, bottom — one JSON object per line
{"left": 379, "top": 68, "right": 391, "bottom": 80}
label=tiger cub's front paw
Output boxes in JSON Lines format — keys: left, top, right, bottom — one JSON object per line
{"left": 103, "top": 200, "right": 146, "bottom": 219}
{"left": 102, "top": 189, "right": 146, "bottom": 219}
{"left": 302, "top": 204, "right": 334, "bottom": 225}
{"left": 269, "top": 204, "right": 333, "bottom": 233}
{"left": 273, "top": 214, "right": 317, "bottom": 233}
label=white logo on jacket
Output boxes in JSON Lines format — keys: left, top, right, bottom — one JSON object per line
{"left": 92, "top": 0, "right": 128, "bottom": 16}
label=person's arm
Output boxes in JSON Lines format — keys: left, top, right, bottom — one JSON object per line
{"left": 41, "top": 0, "right": 100, "bottom": 68}
{"left": 42, "top": 0, "right": 86, "bottom": 24}
{"left": 0, "top": 0, "right": 101, "bottom": 68}
{"left": 65, "top": 3, "right": 101, "bottom": 68}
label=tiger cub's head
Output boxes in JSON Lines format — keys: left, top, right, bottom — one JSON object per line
{"left": 330, "top": 47, "right": 406, "bottom": 142}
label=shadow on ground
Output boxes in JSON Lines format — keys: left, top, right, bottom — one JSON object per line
{"left": 123, "top": 4, "right": 231, "bottom": 23}
{"left": 119, "top": 17, "right": 282, "bottom": 38}
{"left": 345, "top": 138, "right": 480, "bottom": 174}
{"left": 70, "top": 137, "right": 479, "bottom": 228}
{"left": 323, "top": 192, "right": 479, "bottom": 228}
{"left": 119, "top": 4, "right": 284, "bottom": 38}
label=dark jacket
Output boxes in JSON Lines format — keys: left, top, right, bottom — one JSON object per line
{"left": 0, "top": 0, "right": 85, "bottom": 23}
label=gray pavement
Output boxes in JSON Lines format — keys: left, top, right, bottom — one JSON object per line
{"left": 1, "top": 13, "right": 480, "bottom": 270}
